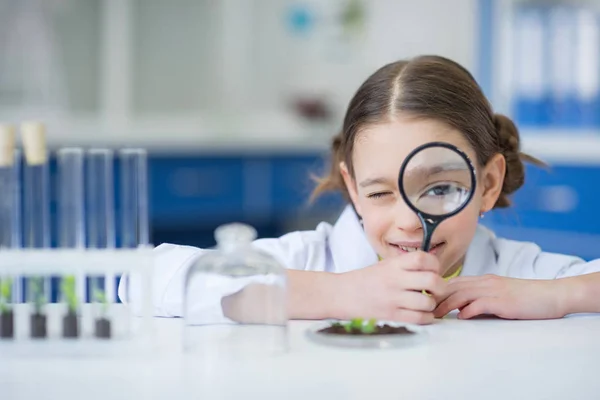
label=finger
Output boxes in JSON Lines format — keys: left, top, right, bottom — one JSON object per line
{"left": 457, "top": 298, "right": 498, "bottom": 319}
{"left": 389, "top": 309, "right": 434, "bottom": 325}
{"left": 433, "top": 289, "right": 489, "bottom": 318}
{"left": 393, "top": 251, "right": 440, "bottom": 274}
{"left": 448, "top": 274, "right": 498, "bottom": 286}
{"left": 443, "top": 276, "right": 495, "bottom": 297}
{"left": 433, "top": 282, "right": 462, "bottom": 303}
{"left": 398, "top": 271, "right": 446, "bottom": 297}
{"left": 447, "top": 275, "right": 483, "bottom": 284}
{"left": 435, "top": 275, "right": 498, "bottom": 303}
{"left": 395, "top": 290, "right": 437, "bottom": 312}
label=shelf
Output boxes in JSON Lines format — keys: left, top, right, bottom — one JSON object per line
{"left": 520, "top": 132, "right": 600, "bottom": 164}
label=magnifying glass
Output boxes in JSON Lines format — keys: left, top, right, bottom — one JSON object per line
{"left": 398, "top": 142, "right": 477, "bottom": 252}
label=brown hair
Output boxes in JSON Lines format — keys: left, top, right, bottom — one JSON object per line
{"left": 312, "top": 55, "right": 543, "bottom": 209}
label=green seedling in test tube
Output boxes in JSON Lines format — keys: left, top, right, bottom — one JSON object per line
{"left": 0, "top": 277, "right": 14, "bottom": 338}
{"left": 93, "top": 288, "right": 109, "bottom": 316}
{"left": 0, "top": 278, "right": 13, "bottom": 314}
{"left": 61, "top": 275, "right": 79, "bottom": 338}
{"left": 61, "top": 275, "right": 78, "bottom": 314}
{"left": 30, "top": 277, "right": 47, "bottom": 314}
{"left": 93, "top": 287, "right": 112, "bottom": 339}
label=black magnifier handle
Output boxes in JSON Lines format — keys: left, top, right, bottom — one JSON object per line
{"left": 418, "top": 215, "right": 440, "bottom": 252}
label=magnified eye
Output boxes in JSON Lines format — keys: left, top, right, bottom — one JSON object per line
{"left": 423, "top": 183, "right": 467, "bottom": 198}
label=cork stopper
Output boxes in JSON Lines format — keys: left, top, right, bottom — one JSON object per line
{"left": 21, "top": 121, "right": 47, "bottom": 165}
{"left": 0, "top": 124, "right": 16, "bottom": 167}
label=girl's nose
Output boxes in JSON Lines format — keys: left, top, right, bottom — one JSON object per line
{"left": 393, "top": 198, "right": 422, "bottom": 232}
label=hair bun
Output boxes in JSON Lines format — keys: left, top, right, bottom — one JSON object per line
{"left": 493, "top": 114, "right": 525, "bottom": 208}
{"left": 494, "top": 114, "right": 520, "bottom": 155}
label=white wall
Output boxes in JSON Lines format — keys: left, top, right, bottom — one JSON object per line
{"left": 0, "top": 0, "right": 478, "bottom": 148}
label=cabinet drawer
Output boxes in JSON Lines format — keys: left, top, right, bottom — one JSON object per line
{"left": 488, "top": 164, "right": 600, "bottom": 234}
{"left": 150, "top": 156, "right": 245, "bottom": 226}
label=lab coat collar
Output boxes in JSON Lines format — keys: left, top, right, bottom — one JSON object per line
{"left": 329, "top": 205, "right": 379, "bottom": 272}
{"left": 329, "top": 205, "right": 499, "bottom": 275}
{"left": 461, "top": 224, "right": 499, "bottom": 277}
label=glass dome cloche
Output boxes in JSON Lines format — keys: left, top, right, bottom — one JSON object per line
{"left": 183, "top": 223, "right": 288, "bottom": 356}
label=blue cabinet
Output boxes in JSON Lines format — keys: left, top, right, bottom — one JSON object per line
{"left": 484, "top": 164, "right": 600, "bottom": 260}
{"left": 150, "top": 156, "right": 246, "bottom": 227}
{"left": 148, "top": 152, "right": 345, "bottom": 247}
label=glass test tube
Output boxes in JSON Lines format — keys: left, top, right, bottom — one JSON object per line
{"left": 21, "top": 122, "right": 51, "bottom": 311}
{"left": 87, "top": 149, "right": 116, "bottom": 303}
{"left": 0, "top": 125, "right": 21, "bottom": 304}
{"left": 120, "top": 149, "right": 149, "bottom": 248}
{"left": 119, "top": 149, "right": 149, "bottom": 317}
{"left": 57, "top": 148, "right": 86, "bottom": 303}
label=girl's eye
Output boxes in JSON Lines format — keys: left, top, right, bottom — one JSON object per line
{"left": 426, "top": 184, "right": 452, "bottom": 197}
{"left": 367, "top": 192, "right": 390, "bottom": 199}
{"left": 423, "top": 183, "right": 467, "bottom": 198}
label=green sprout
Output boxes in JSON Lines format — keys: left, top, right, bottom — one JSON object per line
{"left": 93, "top": 288, "right": 109, "bottom": 316}
{"left": 61, "top": 275, "right": 78, "bottom": 314}
{"left": 30, "top": 276, "right": 47, "bottom": 314}
{"left": 362, "top": 318, "right": 377, "bottom": 334}
{"left": 350, "top": 318, "right": 364, "bottom": 331}
{"left": 338, "top": 318, "right": 379, "bottom": 334}
{"left": 0, "top": 277, "right": 13, "bottom": 314}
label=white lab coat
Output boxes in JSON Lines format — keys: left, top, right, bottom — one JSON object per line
{"left": 118, "top": 205, "right": 600, "bottom": 319}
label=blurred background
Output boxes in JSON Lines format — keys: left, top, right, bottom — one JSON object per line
{"left": 0, "top": 0, "right": 598, "bottom": 260}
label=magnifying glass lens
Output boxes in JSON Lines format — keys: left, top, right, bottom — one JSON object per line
{"left": 401, "top": 146, "right": 474, "bottom": 217}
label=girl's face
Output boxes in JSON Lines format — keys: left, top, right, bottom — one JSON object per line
{"left": 340, "top": 116, "right": 505, "bottom": 276}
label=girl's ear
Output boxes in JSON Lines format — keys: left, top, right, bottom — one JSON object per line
{"left": 480, "top": 153, "right": 505, "bottom": 213}
{"left": 339, "top": 162, "right": 362, "bottom": 216}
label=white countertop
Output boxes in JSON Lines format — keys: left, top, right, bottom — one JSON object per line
{"left": 1, "top": 307, "right": 600, "bottom": 400}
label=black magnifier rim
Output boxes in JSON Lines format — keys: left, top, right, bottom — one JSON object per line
{"left": 398, "top": 141, "right": 477, "bottom": 221}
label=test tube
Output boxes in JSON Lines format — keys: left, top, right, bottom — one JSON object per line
{"left": 0, "top": 125, "right": 17, "bottom": 248}
{"left": 57, "top": 148, "right": 86, "bottom": 303}
{"left": 0, "top": 124, "right": 20, "bottom": 307}
{"left": 11, "top": 149, "right": 22, "bottom": 303}
{"left": 87, "top": 149, "right": 116, "bottom": 303}
{"left": 119, "top": 149, "right": 149, "bottom": 248}
{"left": 21, "top": 122, "right": 50, "bottom": 334}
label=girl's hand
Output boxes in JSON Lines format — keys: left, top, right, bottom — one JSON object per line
{"left": 333, "top": 251, "right": 447, "bottom": 325}
{"left": 434, "top": 275, "right": 565, "bottom": 320}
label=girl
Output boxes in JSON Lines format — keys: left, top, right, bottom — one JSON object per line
{"left": 121, "top": 55, "right": 600, "bottom": 324}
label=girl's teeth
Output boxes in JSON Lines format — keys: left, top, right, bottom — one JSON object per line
{"left": 397, "top": 243, "right": 442, "bottom": 252}
{"left": 399, "top": 245, "right": 418, "bottom": 252}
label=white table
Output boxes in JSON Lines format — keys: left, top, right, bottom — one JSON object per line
{"left": 1, "top": 310, "right": 600, "bottom": 400}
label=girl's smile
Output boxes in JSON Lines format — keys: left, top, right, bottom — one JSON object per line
{"left": 387, "top": 240, "right": 446, "bottom": 255}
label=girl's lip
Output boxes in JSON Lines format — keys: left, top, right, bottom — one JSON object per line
{"left": 388, "top": 240, "right": 444, "bottom": 248}
{"left": 388, "top": 241, "right": 446, "bottom": 254}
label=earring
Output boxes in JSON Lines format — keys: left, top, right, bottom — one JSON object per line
{"left": 479, "top": 211, "right": 485, "bottom": 219}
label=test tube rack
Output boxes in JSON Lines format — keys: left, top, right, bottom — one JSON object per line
{"left": 0, "top": 122, "right": 153, "bottom": 357}
{"left": 0, "top": 247, "right": 155, "bottom": 357}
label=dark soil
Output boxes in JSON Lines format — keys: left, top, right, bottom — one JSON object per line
{"left": 95, "top": 318, "right": 111, "bottom": 339}
{"left": 31, "top": 313, "right": 47, "bottom": 338}
{"left": 0, "top": 311, "right": 14, "bottom": 338}
{"left": 318, "top": 324, "right": 415, "bottom": 335}
{"left": 62, "top": 311, "right": 79, "bottom": 338}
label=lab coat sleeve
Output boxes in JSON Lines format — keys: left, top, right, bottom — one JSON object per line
{"left": 118, "top": 243, "right": 205, "bottom": 317}
{"left": 495, "top": 237, "right": 600, "bottom": 280}
{"left": 118, "top": 222, "right": 333, "bottom": 318}
{"left": 251, "top": 221, "right": 333, "bottom": 272}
